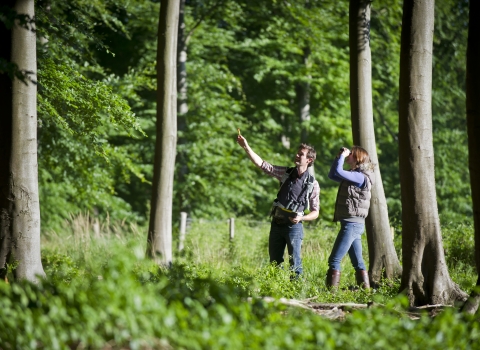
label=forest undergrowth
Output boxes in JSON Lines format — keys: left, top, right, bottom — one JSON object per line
{"left": 0, "top": 214, "right": 479, "bottom": 349}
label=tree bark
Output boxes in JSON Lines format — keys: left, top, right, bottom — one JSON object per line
{"left": 147, "top": 0, "right": 180, "bottom": 266}
{"left": 461, "top": 0, "right": 480, "bottom": 314}
{"left": 349, "top": 0, "right": 401, "bottom": 284}
{"left": 398, "top": 0, "right": 466, "bottom": 306}
{"left": 0, "top": 0, "right": 15, "bottom": 281}
{"left": 7, "top": 0, "right": 45, "bottom": 281}
{"left": 176, "top": 0, "right": 190, "bottom": 213}
{"left": 297, "top": 47, "right": 311, "bottom": 145}
{"left": 177, "top": 0, "right": 188, "bottom": 118}
{"left": 296, "top": 47, "right": 315, "bottom": 178}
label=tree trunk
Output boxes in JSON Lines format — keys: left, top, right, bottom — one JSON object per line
{"left": 8, "top": 0, "right": 45, "bottom": 281}
{"left": 349, "top": 0, "right": 401, "bottom": 284}
{"left": 0, "top": 0, "right": 15, "bottom": 281}
{"left": 177, "top": 0, "right": 188, "bottom": 118}
{"left": 398, "top": 0, "right": 466, "bottom": 306}
{"left": 296, "top": 47, "right": 315, "bottom": 178}
{"left": 176, "top": 0, "right": 190, "bottom": 213}
{"left": 461, "top": 0, "right": 480, "bottom": 314}
{"left": 297, "top": 47, "right": 311, "bottom": 145}
{"left": 147, "top": 0, "right": 180, "bottom": 267}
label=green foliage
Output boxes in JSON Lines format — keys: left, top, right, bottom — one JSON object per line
{"left": 174, "top": 0, "right": 353, "bottom": 220}
{"left": 38, "top": 58, "right": 143, "bottom": 156}
{"left": 1, "top": 220, "right": 479, "bottom": 349}
{"left": 42, "top": 252, "right": 81, "bottom": 285}
{"left": 368, "top": 0, "right": 471, "bottom": 224}
{"left": 370, "top": 0, "right": 403, "bottom": 221}
{"left": 175, "top": 218, "right": 476, "bottom": 302}
{"left": 27, "top": 0, "right": 473, "bottom": 229}
{"left": 442, "top": 223, "right": 476, "bottom": 290}
{"left": 434, "top": 130, "right": 472, "bottom": 222}
{"left": 37, "top": 56, "right": 147, "bottom": 230}
{"left": 33, "top": 0, "right": 151, "bottom": 230}
{"left": 431, "top": 0, "right": 471, "bottom": 224}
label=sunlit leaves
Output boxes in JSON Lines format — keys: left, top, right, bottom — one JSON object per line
{"left": 38, "top": 58, "right": 143, "bottom": 157}
{"left": 32, "top": 0, "right": 472, "bottom": 228}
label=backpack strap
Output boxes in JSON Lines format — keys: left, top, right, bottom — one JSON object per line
{"left": 279, "top": 167, "right": 296, "bottom": 188}
{"left": 304, "top": 172, "right": 315, "bottom": 212}
{"left": 274, "top": 167, "right": 315, "bottom": 212}
{"left": 271, "top": 167, "right": 296, "bottom": 212}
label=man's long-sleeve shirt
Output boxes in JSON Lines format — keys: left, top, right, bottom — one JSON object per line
{"left": 260, "top": 161, "right": 320, "bottom": 212}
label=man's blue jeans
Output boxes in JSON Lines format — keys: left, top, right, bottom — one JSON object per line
{"left": 328, "top": 221, "right": 366, "bottom": 271}
{"left": 269, "top": 220, "right": 304, "bottom": 276}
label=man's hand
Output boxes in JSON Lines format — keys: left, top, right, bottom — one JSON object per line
{"left": 237, "top": 135, "right": 248, "bottom": 149}
{"left": 238, "top": 135, "right": 263, "bottom": 167}
{"left": 289, "top": 216, "right": 302, "bottom": 224}
{"left": 291, "top": 210, "right": 318, "bottom": 224}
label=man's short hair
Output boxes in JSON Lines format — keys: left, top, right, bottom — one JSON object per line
{"left": 298, "top": 143, "right": 316, "bottom": 167}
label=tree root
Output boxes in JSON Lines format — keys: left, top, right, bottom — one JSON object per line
{"left": 460, "top": 290, "right": 480, "bottom": 314}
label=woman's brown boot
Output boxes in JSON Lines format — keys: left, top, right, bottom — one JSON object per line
{"left": 355, "top": 270, "right": 370, "bottom": 289}
{"left": 325, "top": 269, "right": 341, "bottom": 289}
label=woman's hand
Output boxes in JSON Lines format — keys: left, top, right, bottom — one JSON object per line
{"left": 337, "top": 147, "right": 351, "bottom": 158}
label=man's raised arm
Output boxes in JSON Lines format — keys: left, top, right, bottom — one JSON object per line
{"left": 237, "top": 135, "right": 263, "bottom": 168}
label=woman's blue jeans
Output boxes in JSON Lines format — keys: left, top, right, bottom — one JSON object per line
{"left": 328, "top": 221, "right": 366, "bottom": 271}
{"left": 269, "top": 220, "right": 304, "bottom": 276}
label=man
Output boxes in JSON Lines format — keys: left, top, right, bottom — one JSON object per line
{"left": 237, "top": 135, "right": 320, "bottom": 278}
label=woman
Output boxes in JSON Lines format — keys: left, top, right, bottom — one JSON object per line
{"left": 326, "top": 146, "right": 375, "bottom": 289}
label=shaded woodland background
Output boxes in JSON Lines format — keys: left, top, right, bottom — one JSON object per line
{"left": 2, "top": 1, "right": 480, "bottom": 347}
{"left": 29, "top": 0, "right": 470, "bottom": 232}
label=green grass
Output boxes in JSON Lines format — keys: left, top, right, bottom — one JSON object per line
{"left": 0, "top": 214, "right": 478, "bottom": 349}
{"left": 39, "top": 214, "right": 477, "bottom": 303}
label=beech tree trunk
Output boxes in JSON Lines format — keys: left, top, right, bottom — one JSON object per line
{"left": 147, "top": 0, "right": 180, "bottom": 266}
{"left": 461, "top": 0, "right": 480, "bottom": 314}
{"left": 0, "top": 0, "right": 14, "bottom": 281}
{"left": 176, "top": 0, "right": 190, "bottom": 213}
{"left": 296, "top": 47, "right": 315, "bottom": 178}
{"left": 349, "top": 0, "right": 401, "bottom": 284}
{"left": 297, "top": 47, "right": 311, "bottom": 145}
{"left": 398, "top": 0, "right": 466, "bottom": 306}
{"left": 4, "top": 0, "right": 45, "bottom": 281}
{"left": 177, "top": 0, "right": 188, "bottom": 118}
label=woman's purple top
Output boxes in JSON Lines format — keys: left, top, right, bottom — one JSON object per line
{"left": 328, "top": 155, "right": 366, "bottom": 188}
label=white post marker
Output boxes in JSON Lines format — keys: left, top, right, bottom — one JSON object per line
{"left": 229, "top": 217, "right": 235, "bottom": 241}
{"left": 179, "top": 212, "right": 187, "bottom": 251}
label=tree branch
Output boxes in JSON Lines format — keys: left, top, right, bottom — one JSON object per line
{"left": 184, "top": 0, "right": 225, "bottom": 45}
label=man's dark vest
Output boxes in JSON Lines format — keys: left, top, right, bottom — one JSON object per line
{"left": 333, "top": 167, "right": 375, "bottom": 222}
{"left": 273, "top": 167, "right": 315, "bottom": 213}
